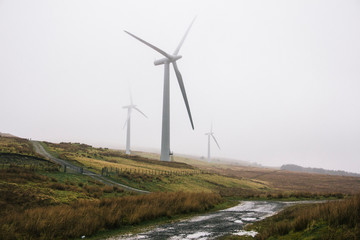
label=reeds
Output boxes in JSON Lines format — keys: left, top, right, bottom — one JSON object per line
{"left": 0, "top": 191, "right": 221, "bottom": 240}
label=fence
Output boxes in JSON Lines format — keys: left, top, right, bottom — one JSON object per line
{"left": 101, "top": 167, "right": 213, "bottom": 177}
{"left": 1, "top": 162, "right": 214, "bottom": 177}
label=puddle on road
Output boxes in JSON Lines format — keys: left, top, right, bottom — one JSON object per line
{"left": 233, "top": 230, "right": 258, "bottom": 237}
{"left": 169, "top": 231, "right": 212, "bottom": 240}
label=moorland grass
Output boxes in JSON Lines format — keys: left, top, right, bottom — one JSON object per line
{"left": 0, "top": 166, "right": 128, "bottom": 213}
{"left": 208, "top": 165, "right": 360, "bottom": 194}
{"left": 241, "top": 194, "right": 360, "bottom": 240}
{"left": 0, "top": 191, "right": 222, "bottom": 240}
{"left": 0, "top": 136, "right": 38, "bottom": 156}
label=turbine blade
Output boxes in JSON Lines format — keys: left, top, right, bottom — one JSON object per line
{"left": 123, "top": 116, "right": 129, "bottom": 129}
{"left": 173, "top": 17, "right": 196, "bottom": 55}
{"left": 173, "top": 62, "right": 194, "bottom": 129}
{"left": 134, "top": 107, "right": 148, "bottom": 118}
{"left": 211, "top": 134, "right": 221, "bottom": 149}
{"left": 124, "top": 30, "right": 172, "bottom": 59}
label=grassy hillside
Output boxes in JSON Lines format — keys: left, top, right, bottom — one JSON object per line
{"left": 2, "top": 135, "right": 358, "bottom": 198}
{"left": 0, "top": 135, "right": 40, "bottom": 157}
{"left": 0, "top": 136, "right": 60, "bottom": 173}
{"left": 135, "top": 151, "right": 360, "bottom": 195}
{"left": 0, "top": 167, "right": 127, "bottom": 211}
{"left": 39, "top": 141, "right": 360, "bottom": 198}
{"left": 185, "top": 162, "right": 360, "bottom": 195}
{"left": 42, "top": 141, "right": 270, "bottom": 193}
{"left": 0, "top": 136, "right": 224, "bottom": 239}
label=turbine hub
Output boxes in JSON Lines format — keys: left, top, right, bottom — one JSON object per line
{"left": 154, "top": 55, "right": 182, "bottom": 66}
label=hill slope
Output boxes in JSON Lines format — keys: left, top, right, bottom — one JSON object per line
{"left": 40, "top": 141, "right": 269, "bottom": 193}
{"left": 281, "top": 164, "right": 360, "bottom": 177}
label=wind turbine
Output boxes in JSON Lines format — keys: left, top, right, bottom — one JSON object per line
{"left": 124, "top": 18, "right": 195, "bottom": 161}
{"left": 205, "top": 124, "right": 220, "bottom": 162}
{"left": 123, "top": 93, "right": 147, "bottom": 155}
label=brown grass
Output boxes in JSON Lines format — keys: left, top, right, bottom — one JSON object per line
{"left": 219, "top": 187, "right": 345, "bottom": 199}
{"left": 0, "top": 192, "right": 222, "bottom": 240}
{"left": 204, "top": 166, "right": 360, "bottom": 194}
{"left": 0, "top": 165, "right": 49, "bottom": 183}
{"left": 255, "top": 194, "right": 360, "bottom": 239}
{"left": 0, "top": 136, "right": 40, "bottom": 157}
{"left": 0, "top": 166, "right": 128, "bottom": 215}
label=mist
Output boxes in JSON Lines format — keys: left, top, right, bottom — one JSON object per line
{"left": 1, "top": 0, "right": 359, "bottom": 173}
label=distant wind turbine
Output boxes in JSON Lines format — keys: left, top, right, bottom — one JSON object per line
{"left": 205, "top": 124, "right": 220, "bottom": 162}
{"left": 124, "top": 18, "right": 195, "bottom": 161}
{"left": 123, "top": 93, "right": 147, "bottom": 155}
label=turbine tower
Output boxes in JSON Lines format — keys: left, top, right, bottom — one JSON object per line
{"left": 205, "top": 124, "right": 220, "bottom": 162}
{"left": 124, "top": 19, "right": 195, "bottom": 161}
{"left": 123, "top": 94, "right": 147, "bottom": 155}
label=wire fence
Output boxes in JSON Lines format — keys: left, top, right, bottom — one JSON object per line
{"left": 101, "top": 167, "right": 214, "bottom": 177}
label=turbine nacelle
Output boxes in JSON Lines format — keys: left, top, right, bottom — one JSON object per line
{"left": 154, "top": 55, "right": 182, "bottom": 66}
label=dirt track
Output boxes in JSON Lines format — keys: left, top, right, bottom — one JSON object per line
{"left": 31, "top": 141, "right": 149, "bottom": 194}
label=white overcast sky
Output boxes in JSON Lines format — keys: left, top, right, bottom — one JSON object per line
{"left": 1, "top": 0, "right": 359, "bottom": 173}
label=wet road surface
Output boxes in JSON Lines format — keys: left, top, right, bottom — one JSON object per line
{"left": 108, "top": 201, "right": 297, "bottom": 240}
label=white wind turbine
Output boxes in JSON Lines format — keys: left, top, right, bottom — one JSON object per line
{"left": 205, "top": 124, "right": 220, "bottom": 162}
{"left": 123, "top": 94, "right": 147, "bottom": 155}
{"left": 124, "top": 19, "right": 195, "bottom": 161}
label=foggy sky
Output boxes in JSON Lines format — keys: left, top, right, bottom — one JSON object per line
{"left": 1, "top": 0, "right": 359, "bottom": 173}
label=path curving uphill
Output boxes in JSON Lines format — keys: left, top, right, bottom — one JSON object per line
{"left": 31, "top": 141, "right": 150, "bottom": 194}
